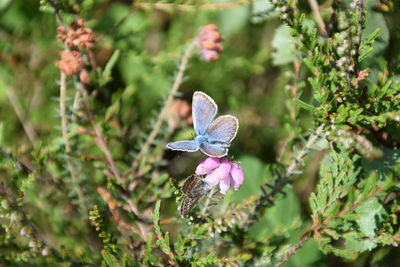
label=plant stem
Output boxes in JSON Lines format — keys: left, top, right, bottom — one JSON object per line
{"left": 6, "top": 88, "right": 38, "bottom": 147}
{"left": 274, "top": 231, "right": 312, "bottom": 267}
{"left": 77, "top": 82, "right": 124, "bottom": 184}
{"left": 127, "top": 41, "right": 196, "bottom": 180}
{"left": 135, "top": 0, "right": 252, "bottom": 11}
{"left": 308, "top": 0, "right": 327, "bottom": 37}
{"left": 60, "top": 72, "right": 88, "bottom": 214}
{"left": 201, "top": 188, "right": 216, "bottom": 216}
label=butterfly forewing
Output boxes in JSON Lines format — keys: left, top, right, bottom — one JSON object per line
{"left": 205, "top": 115, "right": 239, "bottom": 144}
{"left": 180, "top": 174, "right": 211, "bottom": 216}
{"left": 192, "top": 91, "right": 218, "bottom": 136}
{"left": 181, "top": 174, "right": 210, "bottom": 198}
{"left": 166, "top": 140, "right": 199, "bottom": 152}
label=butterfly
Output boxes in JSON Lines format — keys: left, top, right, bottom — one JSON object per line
{"left": 180, "top": 174, "right": 211, "bottom": 217}
{"left": 167, "top": 91, "right": 239, "bottom": 157}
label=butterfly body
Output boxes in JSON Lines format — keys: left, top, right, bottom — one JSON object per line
{"left": 167, "top": 91, "right": 239, "bottom": 157}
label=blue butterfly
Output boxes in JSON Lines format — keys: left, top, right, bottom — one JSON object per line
{"left": 167, "top": 91, "right": 239, "bottom": 157}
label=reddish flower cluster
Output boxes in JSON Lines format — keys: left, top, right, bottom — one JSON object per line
{"left": 57, "top": 19, "right": 95, "bottom": 49}
{"left": 56, "top": 19, "right": 95, "bottom": 77}
{"left": 167, "top": 99, "right": 193, "bottom": 131}
{"left": 196, "top": 24, "right": 224, "bottom": 62}
{"left": 56, "top": 51, "right": 85, "bottom": 76}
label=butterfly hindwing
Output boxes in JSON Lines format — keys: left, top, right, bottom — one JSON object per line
{"left": 180, "top": 174, "right": 211, "bottom": 216}
{"left": 199, "top": 142, "right": 229, "bottom": 158}
{"left": 180, "top": 196, "right": 202, "bottom": 217}
{"left": 205, "top": 115, "right": 239, "bottom": 144}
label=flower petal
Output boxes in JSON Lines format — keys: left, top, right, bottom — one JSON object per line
{"left": 204, "top": 159, "right": 231, "bottom": 188}
{"left": 219, "top": 175, "right": 231, "bottom": 195}
{"left": 230, "top": 163, "right": 244, "bottom": 189}
{"left": 195, "top": 157, "right": 221, "bottom": 175}
{"left": 204, "top": 173, "right": 219, "bottom": 187}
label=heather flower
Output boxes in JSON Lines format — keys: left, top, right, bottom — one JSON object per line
{"left": 56, "top": 51, "right": 84, "bottom": 76}
{"left": 166, "top": 99, "right": 193, "bottom": 131}
{"left": 57, "top": 19, "right": 95, "bottom": 49}
{"left": 195, "top": 157, "right": 244, "bottom": 194}
{"left": 196, "top": 24, "right": 224, "bottom": 62}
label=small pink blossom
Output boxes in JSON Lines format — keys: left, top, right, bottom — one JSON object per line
{"left": 230, "top": 163, "right": 244, "bottom": 189}
{"left": 196, "top": 157, "right": 244, "bottom": 194}
{"left": 196, "top": 24, "right": 224, "bottom": 62}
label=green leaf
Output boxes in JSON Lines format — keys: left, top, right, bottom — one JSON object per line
{"left": 364, "top": 8, "right": 389, "bottom": 55}
{"left": 363, "top": 148, "right": 400, "bottom": 180}
{"left": 153, "top": 200, "right": 162, "bottom": 238}
{"left": 345, "top": 238, "right": 377, "bottom": 252}
{"left": 355, "top": 198, "right": 386, "bottom": 238}
{"left": 101, "top": 250, "right": 120, "bottom": 267}
{"left": 271, "top": 25, "right": 296, "bottom": 65}
{"left": 295, "top": 99, "right": 317, "bottom": 112}
{"left": 102, "top": 49, "right": 121, "bottom": 85}
{"left": 310, "top": 138, "right": 329, "bottom": 151}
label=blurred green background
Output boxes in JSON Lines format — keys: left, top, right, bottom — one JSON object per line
{"left": 1, "top": 0, "right": 400, "bottom": 266}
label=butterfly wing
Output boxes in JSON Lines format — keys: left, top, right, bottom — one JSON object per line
{"left": 180, "top": 196, "right": 202, "bottom": 217}
{"left": 180, "top": 174, "right": 211, "bottom": 217}
{"left": 181, "top": 174, "right": 210, "bottom": 198}
{"left": 192, "top": 91, "right": 218, "bottom": 136}
{"left": 166, "top": 140, "right": 199, "bottom": 152}
{"left": 199, "top": 142, "right": 229, "bottom": 158}
{"left": 205, "top": 115, "right": 239, "bottom": 144}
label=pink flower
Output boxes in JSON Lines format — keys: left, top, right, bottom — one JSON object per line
{"left": 195, "top": 24, "right": 224, "bottom": 62}
{"left": 195, "top": 157, "right": 244, "bottom": 194}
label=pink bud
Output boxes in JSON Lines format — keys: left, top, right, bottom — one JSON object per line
{"left": 196, "top": 157, "right": 221, "bottom": 175}
{"left": 201, "top": 50, "right": 219, "bottom": 62}
{"left": 230, "top": 162, "right": 244, "bottom": 190}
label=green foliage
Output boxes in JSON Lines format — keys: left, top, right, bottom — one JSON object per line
{"left": 310, "top": 149, "right": 398, "bottom": 258}
{"left": 0, "top": 0, "right": 400, "bottom": 266}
